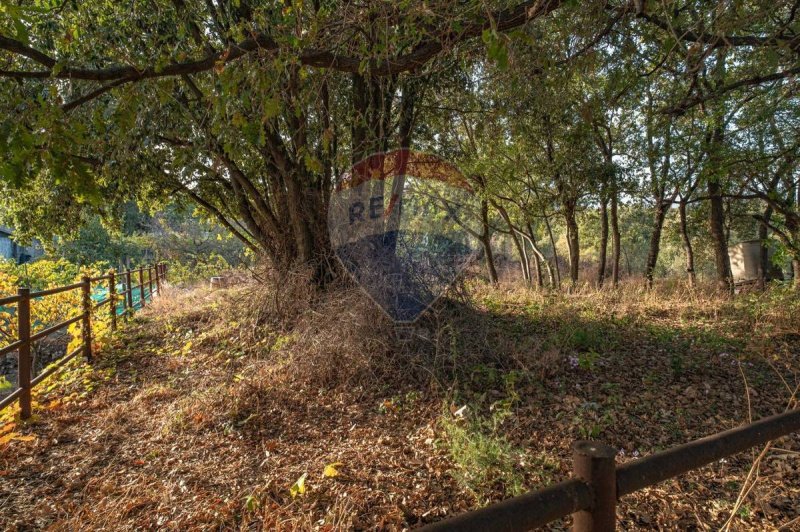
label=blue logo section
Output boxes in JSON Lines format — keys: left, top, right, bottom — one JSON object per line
{"left": 329, "top": 150, "right": 480, "bottom": 323}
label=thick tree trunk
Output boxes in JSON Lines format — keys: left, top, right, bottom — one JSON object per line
{"left": 598, "top": 196, "right": 609, "bottom": 287}
{"left": 706, "top": 48, "right": 732, "bottom": 293}
{"left": 678, "top": 198, "right": 696, "bottom": 288}
{"left": 610, "top": 190, "right": 621, "bottom": 287}
{"left": 564, "top": 202, "right": 580, "bottom": 285}
{"left": 644, "top": 201, "right": 670, "bottom": 289}
{"left": 708, "top": 179, "right": 733, "bottom": 291}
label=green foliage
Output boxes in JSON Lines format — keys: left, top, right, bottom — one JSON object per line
{"left": 0, "top": 257, "right": 84, "bottom": 291}
{"left": 0, "top": 1, "right": 799, "bottom": 284}
{"left": 164, "top": 253, "right": 231, "bottom": 287}
{"left": 439, "top": 403, "right": 526, "bottom": 503}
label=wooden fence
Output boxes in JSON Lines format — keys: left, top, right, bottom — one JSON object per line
{"left": 420, "top": 407, "right": 800, "bottom": 531}
{"left": 0, "top": 263, "right": 167, "bottom": 420}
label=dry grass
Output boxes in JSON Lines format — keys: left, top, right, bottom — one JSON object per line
{"left": 0, "top": 276, "right": 798, "bottom": 530}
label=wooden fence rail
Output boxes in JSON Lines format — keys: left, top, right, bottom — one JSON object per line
{"left": 0, "top": 263, "right": 168, "bottom": 420}
{"left": 420, "top": 407, "right": 800, "bottom": 531}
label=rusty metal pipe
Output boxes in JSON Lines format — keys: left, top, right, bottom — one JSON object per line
{"left": 418, "top": 478, "right": 592, "bottom": 532}
{"left": 617, "top": 408, "right": 800, "bottom": 496}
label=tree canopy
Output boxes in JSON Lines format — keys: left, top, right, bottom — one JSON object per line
{"left": 1, "top": 1, "right": 799, "bottom": 286}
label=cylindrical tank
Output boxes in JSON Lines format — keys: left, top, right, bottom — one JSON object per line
{"left": 729, "top": 240, "right": 783, "bottom": 283}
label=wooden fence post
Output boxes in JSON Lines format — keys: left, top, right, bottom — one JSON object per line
{"left": 125, "top": 270, "right": 133, "bottom": 313}
{"left": 572, "top": 441, "right": 617, "bottom": 532}
{"left": 81, "top": 275, "right": 93, "bottom": 361}
{"left": 138, "top": 268, "right": 145, "bottom": 308}
{"left": 109, "top": 270, "right": 117, "bottom": 331}
{"left": 147, "top": 266, "right": 153, "bottom": 301}
{"left": 17, "top": 287, "right": 31, "bottom": 419}
{"left": 155, "top": 263, "right": 161, "bottom": 296}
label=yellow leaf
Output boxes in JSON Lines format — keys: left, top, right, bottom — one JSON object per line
{"left": 0, "top": 432, "right": 19, "bottom": 445}
{"left": 289, "top": 473, "right": 307, "bottom": 498}
{"left": 323, "top": 462, "right": 343, "bottom": 478}
{"left": 14, "top": 434, "right": 35, "bottom": 442}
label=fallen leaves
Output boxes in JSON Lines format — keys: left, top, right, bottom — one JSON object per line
{"left": 289, "top": 473, "right": 307, "bottom": 498}
{"left": 0, "top": 431, "right": 36, "bottom": 445}
{"left": 323, "top": 462, "right": 343, "bottom": 478}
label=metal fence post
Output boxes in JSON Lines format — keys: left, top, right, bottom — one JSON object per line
{"left": 125, "top": 269, "right": 133, "bottom": 313}
{"left": 17, "top": 287, "right": 31, "bottom": 419}
{"left": 81, "top": 275, "right": 93, "bottom": 361}
{"left": 138, "top": 268, "right": 145, "bottom": 308}
{"left": 108, "top": 270, "right": 117, "bottom": 331}
{"left": 572, "top": 441, "right": 617, "bottom": 532}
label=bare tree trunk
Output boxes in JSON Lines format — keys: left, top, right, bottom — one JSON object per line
{"left": 526, "top": 222, "right": 551, "bottom": 288}
{"left": 644, "top": 202, "right": 670, "bottom": 289}
{"left": 544, "top": 214, "right": 561, "bottom": 290}
{"left": 495, "top": 202, "right": 529, "bottom": 284}
{"left": 531, "top": 246, "right": 543, "bottom": 288}
{"left": 598, "top": 196, "right": 609, "bottom": 287}
{"left": 480, "top": 199, "right": 498, "bottom": 284}
{"left": 510, "top": 229, "right": 529, "bottom": 283}
{"left": 610, "top": 190, "right": 621, "bottom": 287}
{"left": 678, "top": 198, "right": 696, "bottom": 287}
{"left": 564, "top": 201, "right": 580, "bottom": 285}
{"left": 520, "top": 240, "right": 531, "bottom": 285}
{"left": 709, "top": 178, "right": 733, "bottom": 291}
{"left": 707, "top": 48, "right": 732, "bottom": 293}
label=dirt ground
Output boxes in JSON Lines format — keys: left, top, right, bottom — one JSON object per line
{"left": 1, "top": 281, "right": 799, "bottom": 530}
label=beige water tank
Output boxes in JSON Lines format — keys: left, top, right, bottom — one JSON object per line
{"left": 729, "top": 240, "right": 783, "bottom": 283}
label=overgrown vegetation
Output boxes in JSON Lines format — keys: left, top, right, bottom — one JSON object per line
{"left": 1, "top": 3, "right": 799, "bottom": 287}
{"left": 1, "top": 277, "right": 797, "bottom": 529}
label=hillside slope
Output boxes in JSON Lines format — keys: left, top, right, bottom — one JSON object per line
{"left": 1, "top": 281, "right": 799, "bottom": 530}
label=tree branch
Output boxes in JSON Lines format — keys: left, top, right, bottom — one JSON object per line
{"left": 0, "top": 1, "right": 563, "bottom": 84}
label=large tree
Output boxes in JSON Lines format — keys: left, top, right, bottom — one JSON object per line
{"left": 0, "top": 0, "right": 566, "bottom": 282}
{"left": 2, "top": 1, "right": 800, "bottom": 287}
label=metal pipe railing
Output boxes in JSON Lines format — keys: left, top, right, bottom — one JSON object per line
{"left": 422, "top": 407, "right": 800, "bottom": 532}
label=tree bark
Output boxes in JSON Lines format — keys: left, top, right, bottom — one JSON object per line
{"left": 545, "top": 214, "right": 561, "bottom": 290}
{"left": 525, "top": 222, "right": 551, "bottom": 288}
{"left": 494, "top": 201, "right": 529, "bottom": 284}
{"left": 794, "top": 260, "right": 800, "bottom": 289}
{"left": 644, "top": 202, "right": 669, "bottom": 289}
{"left": 610, "top": 189, "right": 621, "bottom": 287}
{"left": 598, "top": 195, "right": 609, "bottom": 287}
{"left": 708, "top": 178, "right": 733, "bottom": 291}
{"left": 531, "top": 244, "right": 543, "bottom": 288}
{"left": 706, "top": 48, "right": 733, "bottom": 293}
{"left": 564, "top": 200, "right": 580, "bottom": 286}
{"left": 678, "top": 198, "right": 696, "bottom": 288}
{"left": 480, "top": 199, "right": 498, "bottom": 284}
{"left": 510, "top": 229, "right": 529, "bottom": 283}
